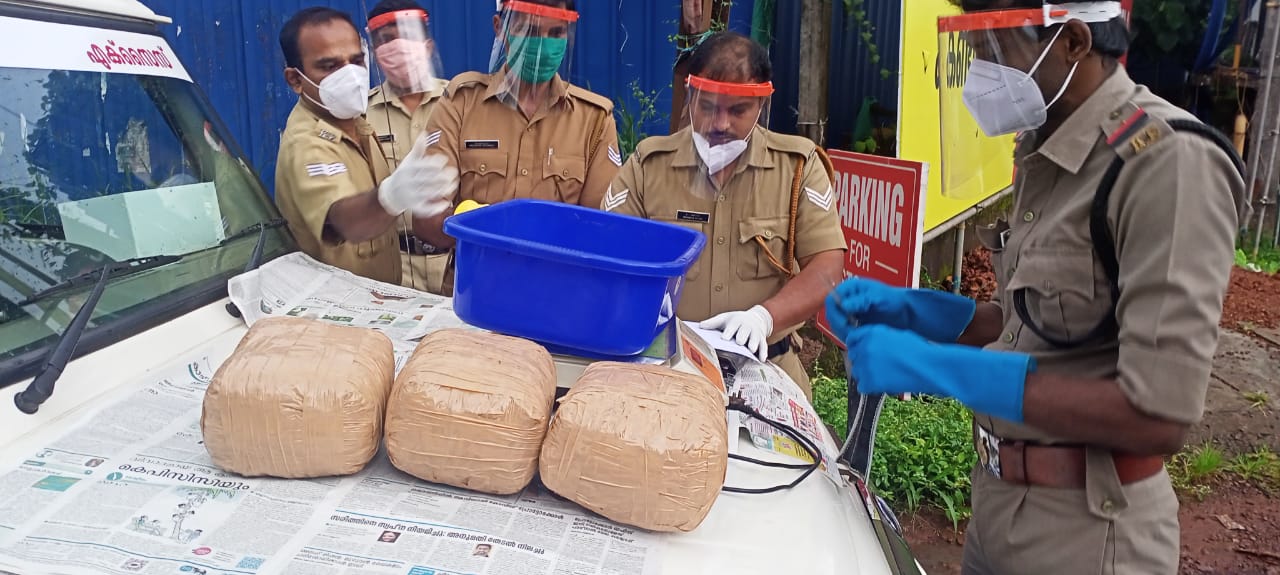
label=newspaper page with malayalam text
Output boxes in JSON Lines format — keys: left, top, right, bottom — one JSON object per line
{"left": 227, "top": 252, "right": 479, "bottom": 372}
{"left": 720, "top": 353, "right": 846, "bottom": 488}
{"left": 0, "top": 258, "right": 666, "bottom": 575}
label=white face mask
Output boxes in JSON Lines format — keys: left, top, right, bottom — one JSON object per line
{"left": 693, "top": 130, "right": 751, "bottom": 175}
{"left": 961, "top": 26, "right": 1079, "bottom": 137}
{"left": 296, "top": 64, "right": 370, "bottom": 120}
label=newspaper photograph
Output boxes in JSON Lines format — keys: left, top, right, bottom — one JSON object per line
{"left": 0, "top": 334, "right": 662, "bottom": 575}
{"left": 724, "top": 360, "right": 845, "bottom": 488}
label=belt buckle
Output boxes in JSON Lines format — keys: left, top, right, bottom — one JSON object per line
{"left": 977, "top": 426, "right": 1003, "bottom": 478}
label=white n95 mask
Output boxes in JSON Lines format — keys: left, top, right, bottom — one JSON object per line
{"left": 961, "top": 25, "right": 1078, "bottom": 137}
{"left": 693, "top": 131, "right": 749, "bottom": 175}
{"left": 298, "top": 64, "right": 370, "bottom": 120}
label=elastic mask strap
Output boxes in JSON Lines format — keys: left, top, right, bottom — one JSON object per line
{"left": 1026, "top": 24, "right": 1066, "bottom": 78}
{"left": 1046, "top": 60, "right": 1080, "bottom": 109}
{"left": 293, "top": 68, "right": 332, "bottom": 113}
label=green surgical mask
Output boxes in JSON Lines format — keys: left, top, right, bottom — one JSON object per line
{"left": 505, "top": 34, "right": 567, "bottom": 84}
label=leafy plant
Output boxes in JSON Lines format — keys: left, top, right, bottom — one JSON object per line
{"left": 1235, "top": 247, "right": 1280, "bottom": 275}
{"left": 614, "top": 79, "right": 666, "bottom": 164}
{"left": 1168, "top": 443, "right": 1227, "bottom": 497}
{"left": 1131, "top": 0, "right": 1237, "bottom": 67}
{"left": 852, "top": 136, "right": 878, "bottom": 154}
{"left": 1230, "top": 447, "right": 1280, "bottom": 488}
{"left": 1243, "top": 390, "right": 1270, "bottom": 410}
{"left": 841, "top": 0, "right": 893, "bottom": 81}
{"left": 812, "top": 376, "right": 979, "bottom": 531}
{"left": 871, "top": 397, "right": 977, "bottom": 529}
{"left": 811, "top": 374, "right": 849, "bottom": 437}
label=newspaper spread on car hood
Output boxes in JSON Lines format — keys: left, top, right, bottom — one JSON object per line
{"left": 0, "top": 252, "right": 852, "bottom": 575}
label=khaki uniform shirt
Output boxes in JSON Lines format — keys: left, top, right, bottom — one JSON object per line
{"left": 974, "top": 68, "right": 1245, "bottom": 515}
{"left": 424, "top": 70, "right": 620, "bottom": 209}
{"left": 274, "top": 102, "right": 400, "bottom": 285}
{"left": 367, "top": 78, "right": 450, "bottom": 170}
{"left": 605, "top": 126, "right": 846, "bottom": 343}
{"left": 368, "top": 79, "right": 450, "bottom": 292}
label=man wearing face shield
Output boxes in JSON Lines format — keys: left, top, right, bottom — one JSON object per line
{"left": 409, "top": 0, "right": 620, "bottom": 295}
{"left": 274, "top": 7, "right": 456, "bottom": 285}
{"left": 825, "top": 2, "right": 1248, "bottom": 572}
{"left": 604, "top": 32, "right": 846, "bottom": 400}
{"left": 365, "top": 0, "right": 451, "bottom": 294}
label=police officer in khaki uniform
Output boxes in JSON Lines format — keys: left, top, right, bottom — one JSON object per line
{"left": 275, "top": 7, "right": 457, "bottom": 285}
{"left": 365, "top": 0, "right": 452, "bottom": 294}
{"left": 605, "top": 32, "right": 846, "bottom": 400}
{"left": 411, "top": 0, "right": 620, "bottom": 294}
{"left": 827, "top": 2, "right": 1248, "bottom": 573}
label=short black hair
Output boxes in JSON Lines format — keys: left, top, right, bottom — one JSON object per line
{"left": 951, "top": 0, "right": 1129, "bottom": 59}
{"left": 369, "top": 0, "right": 427, "bottom": 23}
{"left": 687, "top": 31, "right": 772, "bottom": 84}
{"left": 279, "top": 7, "right": 357, "bottom": 69}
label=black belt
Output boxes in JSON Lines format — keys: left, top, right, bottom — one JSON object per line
{"left": 399, "top": 232, "right": 443, "bottom": 256}
{"left": 767, "top": 338, "right": 791, "bottom": 359}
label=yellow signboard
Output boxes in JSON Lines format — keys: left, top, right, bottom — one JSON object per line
{"left": 899, "top": 0, "right": 1017, "bottom": 232}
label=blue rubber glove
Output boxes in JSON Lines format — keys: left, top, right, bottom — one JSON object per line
{"left": 844, "top": 324, "right": 1035, "bottom": 423}
{"left": 825, "top": 277, "right": 977, "bottom": 343}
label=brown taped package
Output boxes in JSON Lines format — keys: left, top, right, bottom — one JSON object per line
{"left": 201, "top": 317, "right": 394, "bottom": 478}
{"left": 385, "top": 328, "right": 557, "bottom": 495}
{"left": 539, "top": 362, "right": 729, "bottom": 533}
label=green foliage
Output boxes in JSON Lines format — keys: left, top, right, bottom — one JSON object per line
{"left": 852, "top": 136, "right": 878, "bottom": 154}
{"left": 1236, "top": 247, "right": 1280, "bottom": 275}
{"left": 841, "top": 0, "right": 893, "bottom": 81}
{"left": 614, "top": 79, "right": 666, "bottom": 164}
{"left": 871, "top": 397, "right": 977, "bottom": 529}
{"left": 811, "top": 376, "right": 977, "bottom": 530}
{"left": 1131, "top": 0, "right": 1237, "bottom": 67}
{"left": 811, "top": 374, "right": 849, "bottom": 437}
{"left": 1230, "top": 446, "right": 1280, "bottom": 488}
{"left": 1169, "top": 443, "right": 1280, "bottom": 497}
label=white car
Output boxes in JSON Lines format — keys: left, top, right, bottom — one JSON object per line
{"left": 0, "top": 1, "right": 925, "bottom": 574}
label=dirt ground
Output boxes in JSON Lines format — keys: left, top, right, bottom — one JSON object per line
{"left": 898, "top": 250, "right": 1280, "bottom": 575}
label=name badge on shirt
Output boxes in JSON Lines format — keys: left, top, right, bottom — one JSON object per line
{"left": 677, "top": 210, "right": 710, "bottom": 223}
{"left": 465, "top": 140, "right": 499, "bottom": 150}
{"left": 376, "top": 134, "right": 395, "bottom": 144}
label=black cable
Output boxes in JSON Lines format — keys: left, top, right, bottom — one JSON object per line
{"left": 722, "top": 397, "right": 823, "bottom": 495}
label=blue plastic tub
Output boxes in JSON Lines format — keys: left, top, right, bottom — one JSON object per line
{"left": 443, "top": 199, "right": 706, "bottom": 358}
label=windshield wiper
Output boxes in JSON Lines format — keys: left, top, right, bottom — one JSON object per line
{"left": 19, "top": 255, "right": 183, "bottom": 306}
{"left": 224, "top": 218, "right": 288, "bottom": 318}
{"left": 14, "top": 255, "right": 182, "bottom": 414}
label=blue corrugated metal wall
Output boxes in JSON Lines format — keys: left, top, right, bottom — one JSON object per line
{"left": 140, "top": 1, "right": 894, "bottom": 195}
{"left": 141, "top": 0, "right": 754, "bottom": 195}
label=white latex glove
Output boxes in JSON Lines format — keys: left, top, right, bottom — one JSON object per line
{"left": 700, "top": 304, "right": 774, "bottom": 362}
{"left": 377, "top": 133, "right": 459, "bottom": 217}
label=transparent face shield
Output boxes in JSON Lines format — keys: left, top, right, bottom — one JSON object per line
{"left": 367, "top": 8, "right": 443, "bottom": 96}
{"left": 684, "top": 74, "right": 772, "bottom": 201}
{"left": 491, "top": 1, "right": 578, "bottom": 105}
{"left": 935, "top": 1, "right": 1122, "bottom": 198}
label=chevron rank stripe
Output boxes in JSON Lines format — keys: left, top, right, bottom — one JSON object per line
{"left": 305, "top": 163, "right": 348, "bottom": 177}
{"left": 607, "top": 145, "right": 622, "bottom": 167}
{"left": 602, "top": 186, "right": 629, "bottom": 211}
{"left": 805, "top": 185, "right": 834, "bottom": 211}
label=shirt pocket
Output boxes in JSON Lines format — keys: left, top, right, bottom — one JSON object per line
{"left": 1005, "top": 247, "right": 1105, "bottom": 344}
{"left": 976, "top": 219, "right": 1010, "bottom": 292}
{"left": 736, "top": 215, "right": 791, "bottom": 281}
{"left": 459, "top": 149, "right": 508, "bottom": 204}
{"left": 654, "top": 217, "right": 705, "bottom": 282}
{"left": 541, "top": 155, "right": 586, "bottom": 204}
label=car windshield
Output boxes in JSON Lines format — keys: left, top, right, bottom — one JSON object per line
{"left": 0, "top": 66, "right": 292, "bottom": 388}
